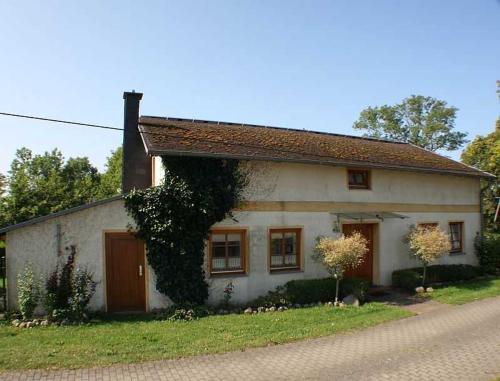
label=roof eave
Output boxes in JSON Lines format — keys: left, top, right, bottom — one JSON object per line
{"left": 0, "top": 195, "right": 124, "bottom": 234}
{"left": 146, "top": 148, "right": 492, "bottom": 179}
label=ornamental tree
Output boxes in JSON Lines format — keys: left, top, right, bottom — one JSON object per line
{"left": 408, "top": 226, "right": 451, "bottom": 287}
{"left": 314, "top": 232, "right": 368, "bottom": 304}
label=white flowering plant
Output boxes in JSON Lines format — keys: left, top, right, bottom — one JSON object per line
{"left": 314, "top": 232, "right": 368, "bottom": 303}
{"left": 408, "top": 225, "right": 451, "bottom": 287}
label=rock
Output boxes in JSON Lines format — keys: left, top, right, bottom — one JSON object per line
{"left": 265, "top": 307, "right": 270, "bottom": 312}
{"left": 40, "top": 320, "right": 49, "bottom": 327}
{"left": 317, "top": 302, "right": 322, "bottom": 306}
{"left": 26, "top": 321, "right": 34, "bottom": 328}
{"left": 277, "top": 306, "right": 284, "bottom": 312}
{"left": 257, "top": 307, "right": 265, "bottom": 313}
{"left": 244, "top": 307, "right": 253, "bottom": 315}
{"left": 60, "top": 319, "right": 70, "bottom": 326}
{"left": 11, "top": 319, "right": 20, "bottom": 327}
{"left": 294, "top": 304, "right": 301, "bottom": 309}
{"left": 269, "top": 306, "right": 276, "bottom": 312}
{"left": 327, "top": 301, "right": 334, "bottom": 307}
{"left": 342, "top": 294, "right": 360, "bottom": 307}
{"left": 426, "top": 287, "right": 434, "bottom": 293}
{"left": 18, "top": 322, "right": 27, "bottom": 328}
{"left": 283, "top": 306, "right": 288, "bottom": 311}
{"left": 415, "top": 286, "right": 425, "bottom": 293}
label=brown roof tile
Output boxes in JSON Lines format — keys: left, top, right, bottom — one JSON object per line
{"left": 138, "top": 116, "right": 492, "bottom": 178}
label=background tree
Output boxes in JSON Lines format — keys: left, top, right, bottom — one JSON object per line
{"left": 353, "top": 95, "right": 467, "bottom": 151}
{"left": 0, "top": 148, "right": 101, "bottom": 227}
{"left": 314, "top": 232, "right": 368, "bottom": 305}
{"left": 96, "top": 147, "right": 122, "bottom": 199}
{"left": 461, "top": 119, "right": 500, "bottom": 231}
{"left": 0, "top": 173, "right": 6, "bottom": 198}
{"left": 408, "top": 226, "right": 451, "bottom": 287}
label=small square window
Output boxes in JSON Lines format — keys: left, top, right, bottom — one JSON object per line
{"left": 348, "top": 169, "right": 370, "bottom": 189}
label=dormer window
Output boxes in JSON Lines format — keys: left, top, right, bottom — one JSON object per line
{"left": 348, "top": 169, "right": 370, "bottom": 190}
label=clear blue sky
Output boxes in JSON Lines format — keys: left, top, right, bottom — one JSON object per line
{"left": 0, "top": 0, "right": 498, "bottom": 174}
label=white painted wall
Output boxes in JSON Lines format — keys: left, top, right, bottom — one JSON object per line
{"left": 155, "top": 158, "right": 480, "bottom": 205}
{"left": 6, "top": 159, "right": 482, "bottom": 309}
{"left": 5, "top": 199, "right": 169, "bottom": 312}
{"left": 207, "top": 210, "right": 479, "bottom": 304}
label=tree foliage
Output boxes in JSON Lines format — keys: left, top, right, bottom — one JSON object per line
{"left": 408, "top": 226, "right": 451, "bottom": 286}
{"left": 314, "top": 232, "right": 368, "bottom": 303}
{"left": 0, "top": 147, "right": 123, "bottom": 228}
{"left": 96, "top": 147, "right": 123, "bottom": 199}
{"left": 461, "top": 119, "right": 500, "bottom": 231}
{"left": 353, "top": 95, "right": 467, "bottom": 151}
{"left": 125, "top": 157, "right": 246, "bottom": 305}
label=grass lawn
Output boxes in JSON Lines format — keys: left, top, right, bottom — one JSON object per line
{"left": 0, "top": 303, "right": 411, "bottom": 371}
{"left": 429, "top": 277, "right": 500, "bottom": 305}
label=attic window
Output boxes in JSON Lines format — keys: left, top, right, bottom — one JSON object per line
{"left": 348, "top": 169, "right": 370, "bottom": 190}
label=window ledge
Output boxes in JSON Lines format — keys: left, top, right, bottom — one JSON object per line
{"left": 270, "top": 267, "right": 302, "bottom": 274}
{"left": 209, "top": 271, "right": 247, "bottom": 278}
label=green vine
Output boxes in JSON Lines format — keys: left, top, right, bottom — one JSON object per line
{"left": 125, "top": 157, "right": 246, "bottom": 304}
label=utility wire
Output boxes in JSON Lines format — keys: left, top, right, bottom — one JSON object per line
{"left": 0, "top": 112, "right": 122, "bottom": 131}
{"left": 1, "top": 111, "right": 465, "bottom": 171}
{"left": 0, "top": 111, "right": 332, "bottom": 160}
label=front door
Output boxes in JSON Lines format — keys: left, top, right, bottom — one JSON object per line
{"left": 105, "top": 232, "right": 146, "bottom": 312}
{"left": 341, "top": 223, "right": 374, "bottom": 282}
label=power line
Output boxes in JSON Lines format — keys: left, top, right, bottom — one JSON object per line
{"left": 0, "top": 112, "right": 122, "bottom": 131}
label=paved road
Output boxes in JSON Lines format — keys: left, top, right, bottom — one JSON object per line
{"left": 4, "top": 297, "right": 500, "bottom": 381}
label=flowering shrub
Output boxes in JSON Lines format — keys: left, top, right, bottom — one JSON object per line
{"left": 42, "top": 250, "right": 96, "bottom": 321}
{"left": 314, "top": 232, "right": 368, "bottom": 303}
{"left": 408, "top": 226, "right": 451, "bottom": 286}
{"left": 69, "top": 267, "right": 97, "bottom": 320}
{"left": 17, "top": 263, "right": 41, "bottom": 320}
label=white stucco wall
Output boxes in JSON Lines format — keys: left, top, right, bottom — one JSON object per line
{"left": 207, "top": 210, "right": 479, "bottom": 304}
{"left": 5, "top": 159, "right": 482, "bottom": 309}
{"left": 5, "top": 199, "right": 169, "bottom": 312}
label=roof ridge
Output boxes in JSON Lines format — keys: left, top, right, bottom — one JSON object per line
{"left": 139, "top": 115, "right": 408, "bottom": 145}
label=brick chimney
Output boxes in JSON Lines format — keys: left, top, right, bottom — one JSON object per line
{"left": 122, "top": 91, "right": 151, "bottom": 193}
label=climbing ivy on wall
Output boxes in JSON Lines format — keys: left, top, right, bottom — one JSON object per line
{"left": 125, "top": 156, "right": 246, "bottom": 305}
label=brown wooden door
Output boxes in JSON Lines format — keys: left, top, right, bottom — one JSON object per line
{"left": 105, "top": 232, "right": 146, "bottom": 312}
{"left": 342, "top": 223, "right": 374, "bottom": 282}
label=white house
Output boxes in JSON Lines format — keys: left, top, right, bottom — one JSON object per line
{"left": 1, "top": 92, "right": 493, "bottom": 312}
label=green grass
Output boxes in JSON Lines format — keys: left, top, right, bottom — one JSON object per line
{"left": 0, "top": 303, "right": 410, "bottom": 371}
{"left": 429, "top": 277, "right": 500, "bottom": 305}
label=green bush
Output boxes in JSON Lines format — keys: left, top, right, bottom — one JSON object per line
{"left": 285, "top": 277, "right": 370, "bottom": 304}
{"left": 16, "top": 263, "right": 41, "bottom": 320}
{"left": 392, "top": 264, "right": 483, "bottom": 291}
{"left": 476, "top": 233, "right": 500, "bottom": 274}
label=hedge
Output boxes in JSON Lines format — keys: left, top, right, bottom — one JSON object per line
{"left": 285, "top": 277, "right": 370, "bottom": 304}
{"left": 476, "top": 233, "right": 500, "bottom": 274}
{"left": 392, "top": 264, "right": 484, "bottom": 291}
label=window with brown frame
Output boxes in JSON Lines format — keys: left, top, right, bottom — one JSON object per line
{"left": 209, "top": 229, "right": 246, "bottom": 274}
{"left": 347, "top": 169, "right": 370, "bottom": 189}
{"left": 269, "top": 228, "right": 301, "bottom": 271}
{"left": 418, "top": 222, "right": 439, "bottom": 230}
{"left": 449, "top": 222, "right": 464, "bottom": 253}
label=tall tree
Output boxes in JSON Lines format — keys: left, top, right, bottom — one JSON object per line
{"left": 353, "top": 95, "right": 467, "bottom": 151}
{"left": 0, "top": 148, "right": 101, "bottom": 227}
{"left": 461, "top": 119, "right": 500, "bottom": 230}
{"left": 96, "top": 147, "right": 122, "bottom": 199}
{"left": 0, "top": 173, "right": 6, "bottom": 198}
